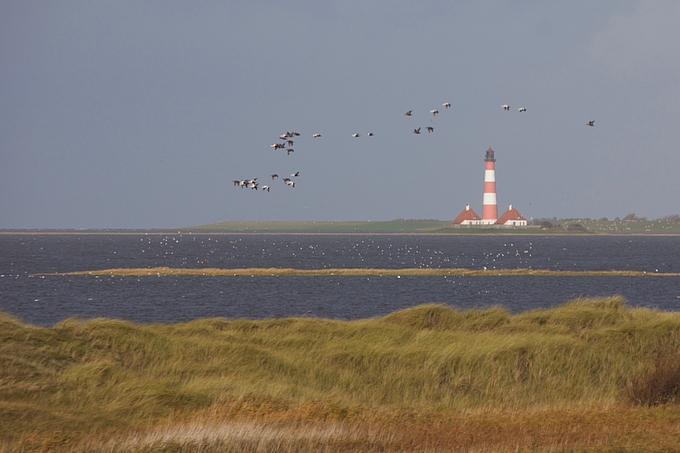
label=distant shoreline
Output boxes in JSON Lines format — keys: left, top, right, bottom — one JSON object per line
{"left": 2, "top": 218, "right": 680, "bottom": 235}
{"left": 2, "top": 230, "right": 680, "bottom": 236}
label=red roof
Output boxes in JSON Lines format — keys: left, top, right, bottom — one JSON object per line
{"left": 452, "top": 206, "right": 482, "bottom": 224}
{"left": 495, "top": 206, "right": 527, "bottom": 224}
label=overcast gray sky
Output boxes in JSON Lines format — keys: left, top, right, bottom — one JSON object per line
{"left": 1, "top": 1, "right": 679, "bottom": 229}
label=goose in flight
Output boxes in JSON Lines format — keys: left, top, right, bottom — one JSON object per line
{"left": 518, "top": 107, "right": 526, "bottom": 112}
{"left": 271, "top": 174, "right": 279, "bottom": 180}
{"left": 443, "top": 102, "right": 451, "bottom": 109}
{"left": 291, "top": 171, "right": 300, "bottom": 177}
{"left": 287, "top": 148, "right": 294, "bottom": 155}
{"left": 366, "top": 132, "right": 374, "bottom": 136}
{"left": 413, "top": 128, "right": 421, "bottom": 134}
{"left": 286, "top": 180, "right": 295, "bottom": 187}
{"left": 426, "top": 126, "right": 434, "bottom": 133}
{"left": 430, "top": 109, "right": 439, "bottom": 116}
{"left": 405, "top": 110, "right": 413, "bottom": 116}
{"left": 502, "top": 105, "right": 510, "bottom": 111}
{"left": 312, "top": 133, "right": 321, "bottom": 138}
{"left": 351, "top": 133, "right": 360, "bottom": 138}
{"left": 587, "top": 121, "right": 595, "bottom": 127}
{"left": 262, "top": 185, "right": 270, "bottom": 192}
{"left": 232, "top": 180, "right": 240, "bottom": 186}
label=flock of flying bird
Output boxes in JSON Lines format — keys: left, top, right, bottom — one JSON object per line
{"left": 233, "top": 103, "right": 596, "bottom": 193}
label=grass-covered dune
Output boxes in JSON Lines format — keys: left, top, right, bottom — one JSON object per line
{"left": 4, "top": 297, "right": 680, "bottom": 452}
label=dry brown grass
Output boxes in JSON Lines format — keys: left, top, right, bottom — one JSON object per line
{"left": 40, "top": 266, "right": 680, "bottom": 277}
{"left": 9, "top": 406, "right": 680, "bottom": 452}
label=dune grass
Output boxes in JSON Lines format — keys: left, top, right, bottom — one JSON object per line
{"left": 4, "top": 296, "right": 680, "bottom": 451}
{"left": 41, "top": 266, "right": 680, "bottom": 277}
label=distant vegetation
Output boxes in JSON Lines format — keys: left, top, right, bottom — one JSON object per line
{"left": 536, "top": 215, "right": 680, "bottom": 234}
{"left": 187, "top": 219, "right": 447, "bottom": 233}
{"left": 5, "top": 297, "right": 680, "bottom": 452}
{"left": 186, "top": 216, "right": 680, "bottom": 234}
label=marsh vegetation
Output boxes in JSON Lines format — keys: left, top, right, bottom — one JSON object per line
{"left": 4, "top": 297, "right": 680, "bottom": 451}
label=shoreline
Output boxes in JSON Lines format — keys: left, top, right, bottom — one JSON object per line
{"left": 2, "top": 230, "right": 680, "bottom": 236}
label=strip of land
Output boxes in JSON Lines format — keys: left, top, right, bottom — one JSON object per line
{"left": 40, "top": 266, "right": 680, "bottom": 277}
{"left": 4, "top": 217, "right": 680, "bottom": 235}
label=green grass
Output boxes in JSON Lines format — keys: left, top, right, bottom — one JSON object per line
{"left": 5, "top": 296, "right": 680, "bottom": 451}
{"left": 183, "top": 218, "right": 680, "bottom": 234}
{"left": 186, "top": 219, "right": 447, "bottom": 233}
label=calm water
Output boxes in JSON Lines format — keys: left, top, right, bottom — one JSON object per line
{"left": 1, "top": 233, "right": 679, "bottom": 326}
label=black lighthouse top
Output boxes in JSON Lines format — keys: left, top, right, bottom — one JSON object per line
{"left": 485, "top": 147, "right": 496, "bottom": 162}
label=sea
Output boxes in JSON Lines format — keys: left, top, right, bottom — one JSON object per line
{"left": 1, "top": 233, "right": 679, "bottom": 326}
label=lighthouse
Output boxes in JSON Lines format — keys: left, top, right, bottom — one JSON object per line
{"left": 481, "top": 147, "right": 498, "bottom": 224}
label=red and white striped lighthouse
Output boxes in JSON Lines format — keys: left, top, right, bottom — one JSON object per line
{"left": 481, "top": 147, "right": 498, "bottom": 224}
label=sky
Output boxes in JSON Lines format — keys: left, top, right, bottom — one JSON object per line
{"left": 1, "top": 1, "right": 679, "bottom": 229}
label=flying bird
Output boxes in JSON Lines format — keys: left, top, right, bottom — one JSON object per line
{"left": 286, "top": 180, "right": 295, "bottom": 187}
{"left": 262, "top": 185, "right": 270, "bottom": 192}
{"left": 413, "top": 128, "right": 421, "bottom": 134}
{"left": 351, "top": 133, "right": 360, "bottom": 138}
{"left": 291, "top": 171, "right": 300, "bottom": 177}
{"left": 287, "top": 148, "right": 294, "bottom": 155}
{"left": 312, "top": 133, "right": 321, "bottom": 138}
{"left": 366, "top": 132, "right": 373, "bottom": 136}
{"left": 443, "top": 102, "right": 451, "bottom": 109}
{"left": 502, "top": 105, "right": 510, "bottom": 111}
{"left": 518, "top": 107, "right": 526, "bottom": 112}
{"left": 587, "top": 121, "right": 595, "bottom": 127}
{"left": 430, "top": 109, "right": 439, "bottom": 116}
{"left": 426, "top": 126, "right": 434, "bottom": 133}
{"left": 232, "top": 180, "right": 240, "bottom": 186}
{"left": 405, "top": 110, "right": 413, "bottom": 116}
{"left": 271, "top": 174, "right": 279, "bottom": 180}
